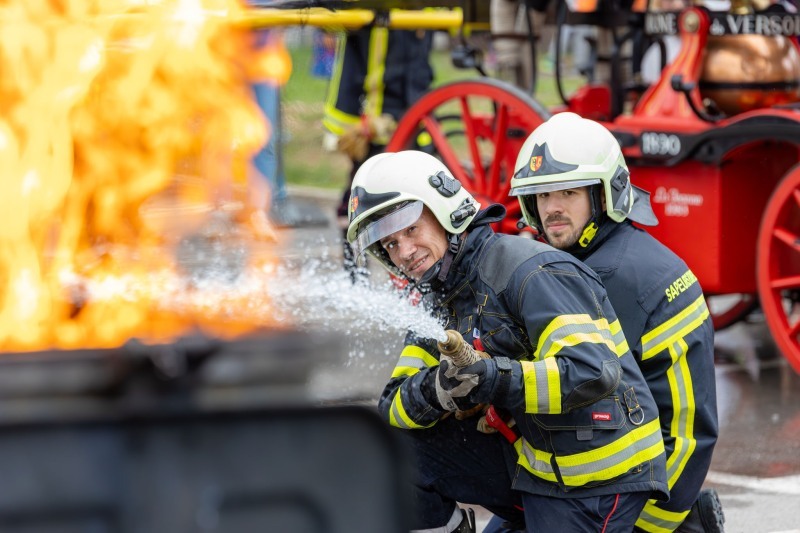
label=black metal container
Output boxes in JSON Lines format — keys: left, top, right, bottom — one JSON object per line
{"left": 0, "top": 331, "right": 412, "bottom": 533}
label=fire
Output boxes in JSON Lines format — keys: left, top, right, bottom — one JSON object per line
{"left": 0, "top": 0, "right": 292, "bottom": 352}
{"left": 248, "top": 32, "right": 293, "bottom": 86}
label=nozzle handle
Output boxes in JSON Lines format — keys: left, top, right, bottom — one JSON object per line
{"left": 437, "top": 329, "right": 481, "bottom": 368}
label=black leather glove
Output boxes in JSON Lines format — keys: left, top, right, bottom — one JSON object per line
{"left": 419, "top": 366, "right": 447, "bottom": 412}
{"left": 433, "top": 355, "right": 482, "bottom": 411}
{"left": 440, "top": 357, "right": 522, "bottom": 408}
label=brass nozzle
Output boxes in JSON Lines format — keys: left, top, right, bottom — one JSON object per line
{"left": 730, "top": 0, "right": 754, "bottom": 14}
{"left": 438, "top": 329, "right": 482, "bottom": 368}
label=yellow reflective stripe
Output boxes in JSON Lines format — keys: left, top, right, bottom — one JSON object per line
{"left": 642, "top": 295, "right": 709, "bottom": 360}
{"left": 389, "top": 392, "right": 418, "bottom": 429}
{"left": 535, "top": 314, "right": 616, "bottom": 359}
{"left": 636, "top": 500, "right": 690, "bottom": 533}
{"left": 388, "top": 391, "right": 410, "bottom": 427}
{"left": 515, "top": 419, "right": 665, "bottom": 488}
{"left": 521, "top": 358, "right": 562, "bottom": 414}
{"left": 641, "top": 296, "right": 705, "bottom": 490}
{"left": 391, "top": 366, "right": 418, "bottom": 378}
{"left": 609, "top": 319, "right": 629, "bottom": 356}
{"left": 322, "top": 104, "right": 360, "bottom": 135}
{"left": 390, "top": 345, "right": 438, "bottom": 379}
{"left": 363, "top": 27, "right": 388, "bottom": 118}
{"left": 325, "top": 34, "right": 347, "bottom": 107}
{"left": 388, "top": 390, "right": 435, "bottom": 429}
{"left": 323, "top": 35, "right": 360, "bottom": 135}
{"left": 324, "top": 34, "right": 346, "bottom": 112}
{"left": 388, "top": 345, "right": 439, "bottom": 429}
{"left": 515, "top": 438, "right": 558, "bottom": 482}
{"left": 665, "top": 338, "right": 697, "bottom": 488}
{"left": 556, "top": 418, "right": 665, "bottom": 486}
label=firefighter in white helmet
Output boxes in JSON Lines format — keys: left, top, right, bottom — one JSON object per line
{"left": 505, "top": 113, "right": 722, "bottom": 533}
{"left": 347, "top": 150, "right": 668, "bottom": 532}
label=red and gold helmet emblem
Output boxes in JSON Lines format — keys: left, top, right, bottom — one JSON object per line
{"left": 350, "top": 196, "right": 359, "bottom": 214}
{"left": 529, "top": 156, "right": 542, "bottom": 172}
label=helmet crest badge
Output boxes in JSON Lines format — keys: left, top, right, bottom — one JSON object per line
{"left": 350, "top": 196, "right": 359, "bottom": 214}
{"left": 529, "top": 156, "right": 542, "bottom": 172}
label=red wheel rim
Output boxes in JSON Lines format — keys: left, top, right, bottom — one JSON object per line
{"left": 387, "top": 79, "right": 549, "bottom": 235}
{"left": 757, "top": 163, "right": 800, "bottom": 374}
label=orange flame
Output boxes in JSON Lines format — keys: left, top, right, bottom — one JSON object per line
{"left": 247, "top": 32, "right": 293, "bottom": 86}
{"left": 0, "top": 0, "right": 291, "bottom": 352}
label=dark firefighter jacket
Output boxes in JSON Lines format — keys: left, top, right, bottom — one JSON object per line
{"left": 322, "top": 27, "right": 433, "bottom": 136}
{"left": 573, "top": 219, "right": 718, "bottom": 532}
{"left": 377, "top": 216, "right": 670, "bottom": 500}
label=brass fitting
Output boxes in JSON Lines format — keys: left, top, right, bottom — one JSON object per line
{"left": 438, "top": 329, "right": 483, "bottom": 368}
{"left": 730, "top": 0, "right": 753, "bottom": 14}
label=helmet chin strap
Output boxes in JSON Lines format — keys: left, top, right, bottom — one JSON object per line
{"left": 576, "top": 185, "right": 605, "bottom": 248}
{"left": 557, "top": 185, "right": 609, "bottom": 255}
{"left": 415, "top": 232, "right": 461, "bottom": 293}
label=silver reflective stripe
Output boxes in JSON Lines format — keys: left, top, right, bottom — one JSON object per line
{"left": 518, "top": 439, "right": 556, "bottom": 476}
{"left": 390, "top": 396, "right": 413, "bottom": 429}
{"left": 396, "top": 355, "right": 427, "bottom": 371}
{"left": 536, "top": 320, "right": 614, "bottom": 359}
{"left": 610, "top": 323, "right": 628, "bottom": 356}
{"left": 352, "top": 200, "right": 423, "bottom": 259}
{"left": 641, "top": 296, "right": 709, "bottom": 360}
{"left": 524, "top": 358, "right": 560, "bottom": 413}
{"left": 637, "top": 504, "right": 687, "bottom": 532}
{"left": 667, "top": 340, "right": 691, "bottom": 484}
{"left": 389, "top": 391, "right": 431, "bottom": 430}
{"left": 410, "top": 506, "right": 463, "bottom": 533}
{"left": 557, "top": 422, "right": 664, "bottom": 480}
{"left": 534, "top": 362, "right": 551, "bottom": 411}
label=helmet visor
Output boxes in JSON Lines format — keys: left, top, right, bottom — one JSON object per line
{"left": 510, "top": 178, "right": 601, "bottom": 197}
{"left": 352, "top": 200, "right": 424, "bottom": 261}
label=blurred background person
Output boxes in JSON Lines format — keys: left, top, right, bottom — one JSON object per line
{"left": 323, "top": 26, "right": 434, "bottom": 277}
{"left": 249, "top": 24, "right": 328, "bottom": 228}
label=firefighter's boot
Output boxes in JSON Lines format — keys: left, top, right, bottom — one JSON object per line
{"left": 677, "top": 488, "right": 726, "bottom": 533}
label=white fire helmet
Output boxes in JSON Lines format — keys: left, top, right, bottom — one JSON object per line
{"left": 509, "top": 112, "right": 657, "bottom": 231}
{"left": 345, "top": 151, "right": 480, "bottom": 276}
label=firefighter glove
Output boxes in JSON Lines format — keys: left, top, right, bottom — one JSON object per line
{"left": 337, "top": 123, "right": 370, "bottom": 162}
{"left": 369, "top": 113, "right": 397, "bottom": 145}
{"left": 337, "top": 114, "right": 397, "bottom": 162}
{"left": 435, "top": 355, "right": 482, "bottom": 412}
{"left": 445, "top": 357, "right": 523, "bottom": 408}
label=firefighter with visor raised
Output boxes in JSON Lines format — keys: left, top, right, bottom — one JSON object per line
{"left": 506, "top": 112, "right": 722, "bottom": 533}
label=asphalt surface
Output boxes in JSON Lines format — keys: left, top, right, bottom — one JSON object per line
{"left": 281, "top": 186, "right": 800, "bottom": 533}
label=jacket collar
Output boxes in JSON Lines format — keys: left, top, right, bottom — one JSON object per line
{"left": 568, "top": 216, "right": 622, "bottom": 260}
{"left": 439, "top": 224, "right": 495, "bottom": 297}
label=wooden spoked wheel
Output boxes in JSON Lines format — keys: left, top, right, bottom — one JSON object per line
{"left": 757, "top": 163, "right": 800, "bottom": 374}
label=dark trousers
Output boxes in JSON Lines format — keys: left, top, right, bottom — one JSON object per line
{"left": 396, "top": 414, "right": 522, "bottom": 530}
{"left": 484, "top": 491, "right": 651, "bottom": 533}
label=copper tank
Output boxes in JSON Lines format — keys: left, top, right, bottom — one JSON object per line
{"left": 699, "top": 34, "right": 800, "bottom": 115}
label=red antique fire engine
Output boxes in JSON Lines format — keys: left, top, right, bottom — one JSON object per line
{"left": 386, "top": 0, "right": 800, "bottom": 373}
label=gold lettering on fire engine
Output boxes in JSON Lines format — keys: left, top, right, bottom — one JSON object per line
{"left": 665, "top": 270, "right": 698, "bottom": 303}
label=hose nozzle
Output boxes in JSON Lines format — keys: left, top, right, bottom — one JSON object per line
{"left": 438, "top": 329, "right": 482, "bottom": 368}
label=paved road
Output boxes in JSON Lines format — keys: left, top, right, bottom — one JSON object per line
{"left": 282, "top": 187, "right": 800, "bottom": 533}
